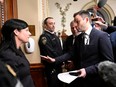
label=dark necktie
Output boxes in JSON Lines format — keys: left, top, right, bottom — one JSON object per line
{"left": 73, "top": 36, "right": 75, "bottom": 45}
{"left": 80, "top": 33, "right": 86, "bottom": 57}
{"left": 81, "top": 33, "right": 86, "bottom": 51}
{"left": 82, "top": 33, "right": 86, "bottom": 45}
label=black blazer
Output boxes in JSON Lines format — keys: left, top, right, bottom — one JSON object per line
{"left": 63, "top": 35, "right": 74, "bottom": 53}
{"left": 56, "top": 28, "right": 114, "bottom": 87}
{"left": 0, "top": 48, "right": 35, "bottom": 87}
{"left": 104, "top": 25, "right": 116, "bottom": 34}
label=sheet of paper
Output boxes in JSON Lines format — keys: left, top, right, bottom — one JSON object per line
{"left": 57, "top": 70, "right": 78, "bottom": 84}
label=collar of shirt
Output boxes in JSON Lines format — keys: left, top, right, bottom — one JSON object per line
{"left": 83, "top": 26, "right": 92, "bottom": 45}
{"left": 73, "top": 32, "right": 82, "bottom": 38}
{"left": 44, "top": 29, "right": 55, "bottom": 34}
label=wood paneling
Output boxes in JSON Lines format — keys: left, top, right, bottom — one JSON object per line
{"left": 30, "top": 63, "right": 47, "bottom": 87}
{"left": 3, "top": 0, "right": 17, "bottom": 22}
{"left": 0, "top": 0, "right": 17, "bottom": 41}
{"left": 0, "top": 0, "right": 17, "bottom": 27}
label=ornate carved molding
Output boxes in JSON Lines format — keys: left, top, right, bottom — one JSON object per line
{"left": 0, "top": 2, "right": 4, "bottom": 27}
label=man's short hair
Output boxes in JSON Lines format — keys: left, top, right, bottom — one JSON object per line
{"left": 43, "top": 17, "right": 53, "bottom": 25}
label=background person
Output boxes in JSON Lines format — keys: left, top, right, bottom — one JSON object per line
{"left": 63, "top": 20, "right": 81, "bottom": 87}
{"left": 63, "top": 20, "right": 81, "bottom": 71}
{"left": 38, "top": 17, "right": 63, "bottom": 87}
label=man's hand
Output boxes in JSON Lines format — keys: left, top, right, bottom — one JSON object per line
{"left": 40, "top": 55, "right": 55, "bottom": 63}
{"left": 77, "top": 68, "right": 86, "bottom": 78}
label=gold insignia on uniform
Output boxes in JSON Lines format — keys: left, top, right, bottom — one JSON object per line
{"left": 41, "top": 37, "right": 47, "bottom": 45}
{"left": 6, "top": 64, "right": 17, "bottom": 77}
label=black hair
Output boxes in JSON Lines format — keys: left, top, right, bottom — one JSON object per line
{"left": 1, "top": 19, "right": 28, "bottom": 40}
{"left": 0, "top": 19, "right": 28, "bottom": 56}
{"left": 113, "top": 16, "right": 116, "bottom": 26}
{"left": 73, "top": 10, "right": 91, "bottom": 22}
{"left": 43, "top": 17, "right": 53, "bottom": 25}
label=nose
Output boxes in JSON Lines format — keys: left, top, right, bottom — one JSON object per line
{"left": 29, "top": 31, "right": 32, "bottom": 36}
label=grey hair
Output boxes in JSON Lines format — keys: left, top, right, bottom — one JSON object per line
{"left": 98, "top": 61, "right": 116, "bottom": 87}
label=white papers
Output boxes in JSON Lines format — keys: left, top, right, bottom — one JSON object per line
{"left": 58, "top": 70, "right": 78, "bottom": 84}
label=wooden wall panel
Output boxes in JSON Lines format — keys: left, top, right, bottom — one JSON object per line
{"left": 4, "top": 0, "right": 17, "bottom": 22}
{"left": 30, "top": 63, "right": 47, "bottom": 87}
{"left": 0, "top": 0, "right": 17, "bottom": 27}
{"left": 0, "top": 0, "right": 17, "bottom": 41}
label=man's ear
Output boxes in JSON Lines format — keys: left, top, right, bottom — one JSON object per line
{"left": 43, "top": 24, "right": 46, "bottom": 28}
{"left": 85, "top": 17, "right": 89, "bottom": 22}
{"left": 14, "top": 29, "right": 19, "bottom": 36}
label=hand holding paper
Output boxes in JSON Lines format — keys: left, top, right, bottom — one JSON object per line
{"left": 58, "top": 68, "right": 86, "bottom": 84}
{"left": 57, "top": 70, "right": 80, "bottom": 84}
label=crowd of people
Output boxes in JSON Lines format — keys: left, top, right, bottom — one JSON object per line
{"left": 0, "top": 0, "right": 116, "bottom": 87}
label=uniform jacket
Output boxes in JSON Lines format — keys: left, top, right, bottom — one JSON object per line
{"left": 39, "top": 30, "right": 63, "bottom": 73}
{"left": 0, "top": 47, "right": 35, "bottom": 87}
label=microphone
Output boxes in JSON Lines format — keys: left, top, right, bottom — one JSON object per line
{"left": 98, "top": 0, "right": 107, "bottom": 8}
{"left": 98, "top": 61, "right": 116, "bottom": 87}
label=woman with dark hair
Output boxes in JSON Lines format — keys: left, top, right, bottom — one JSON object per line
{"left": 0, "top": 19, "right": 35, "bottom": 87}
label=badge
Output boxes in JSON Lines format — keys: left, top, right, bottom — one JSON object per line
{"left": 41, "top": 37, "right": 47, "bottom": 45}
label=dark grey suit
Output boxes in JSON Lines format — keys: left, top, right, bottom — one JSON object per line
{"left": 56, "top": 28, "right": 114, "bottom": 87}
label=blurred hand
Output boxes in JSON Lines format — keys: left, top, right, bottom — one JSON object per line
{"left": 41, "top": 55, "right": 55, "bottom": 63}
{"left": 97, "top": 16, "right": 105, "bottom": 23}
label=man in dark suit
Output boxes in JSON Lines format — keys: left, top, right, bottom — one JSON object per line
{"left": 63, "top": 21, "right": 80, "bottom": 53}
{"left": 110, "top": 31, "right": 116, "bottom": 62}
{"left": 63, "top": 21, "right": 81, "bottom": 71}
{"left": 63, "top": 21, "right": 81, "bottom": 87}
{"left": 70, "top": 10, "right": 114, "bottom": 87}
{"left": 41, "top": 10, "right": 114, "bottom": 87}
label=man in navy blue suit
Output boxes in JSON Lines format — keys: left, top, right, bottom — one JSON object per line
{"left": 41, "top": 10, "right": 114, "bottom": 87}
{"left": 110, "top": 31, "right": 116, "bottom": 63}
